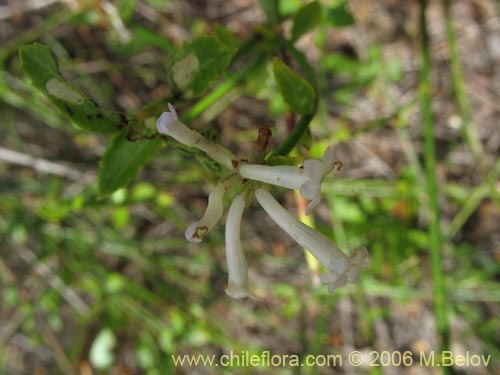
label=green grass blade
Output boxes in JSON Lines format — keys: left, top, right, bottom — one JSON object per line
{"left": 420, "top": 0, "right": 450, "bottom": 366}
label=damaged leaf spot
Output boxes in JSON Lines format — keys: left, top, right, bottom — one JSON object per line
{"left": 45, "top": 78, "right": 84, "bottom": 105}
{"left": 172, "top": 53, "right": 199, "bottom": 90}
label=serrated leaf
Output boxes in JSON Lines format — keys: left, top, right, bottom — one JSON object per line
{"left": 98, "top": 131, "right": 163, "bottom": 197}
{"left": 171, "top": 36, "right": 236, "bottom": 96}
{"left": 324, "top": 2, "right": 354, "bottom": 28}
{"left": 19, "top": 43, "right": 126, "bottom": 134}
{"left": 292, "top": 1, "right": 322, "bottom": 41}
{"left": 272, "top": 58, "right": 315, "bottom": 115}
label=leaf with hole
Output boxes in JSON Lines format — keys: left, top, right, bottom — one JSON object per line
{"left": 19, "top": 43, "right": 126, "bottom": 134}
{"left": 170, "top": 36, "right": 236, "bottom": 96}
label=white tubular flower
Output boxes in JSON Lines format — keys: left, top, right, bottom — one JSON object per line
{"left": 239, "top": 147, "right": 335, "bottom": 214}
{"left": 225, "top": 194, "right": 253, "bottom": 299}
{"left": 157, "top": 103, "right": 237, "bottom": 169}
{"left": 255, "top": 188, "right": 368, "bottom": 293}
{"left": 185, "top": 182, "right": 226, "bottom": 243}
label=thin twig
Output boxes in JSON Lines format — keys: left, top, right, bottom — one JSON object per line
{"left": 38, "top": 317, "right": 78, "bottom": 375}
{"left": 0, "top": 309, "right": 25, "bottom": 344}
{"left": 0, "top": 259, "right": 78, "bottom": 374}
{"left": 0, "top": 147, "right": 94, "bottom": 182}
{"left": 0, "top": 0, "right": 59, "bottom": 20}
{"left": 17, "top": 247, "right": 90, "bottom": 316}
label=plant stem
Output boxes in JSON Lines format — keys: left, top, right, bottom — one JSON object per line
{"left": 138, "top": 53, "right": 264, "bottom": 122}
{"left": 270, "top": 114, "right": 314, "bottom": 156}
{"left": 181, "top": 54, "right": 265, "bottom": 122}
{"left": 447, "top": 156, "right": 500, "bottom": 238}
{"left": 420, "top": 0, "right": 450, "bottom": 369}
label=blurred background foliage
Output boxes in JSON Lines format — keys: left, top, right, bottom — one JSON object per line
{"left": 1, "top": 0, "right": 500, "bottom": 374}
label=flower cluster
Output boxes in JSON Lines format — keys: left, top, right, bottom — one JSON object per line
{"left": 157, "top": 104, "right": 368, "bottom": 298}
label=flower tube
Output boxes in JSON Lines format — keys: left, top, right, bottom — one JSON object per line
{"left": 239, "top": 147, "right": 335, "bottom": 214}
{"left": 255, "top": 188, "right": 368, "bottom": 292}
{"left": 157, "top": 103, "right": 237, "bottom": 169}
{"left": 185, "top": 182, "right": 226, "bottom": 243}
{"left": 225, "top": 194, "right": 253, "bottom": 299}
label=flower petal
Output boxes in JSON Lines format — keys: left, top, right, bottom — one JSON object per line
{"left": 156, "top": 104, "right": 236, "bottom": 169}
{"left": 225, "top": 195, "right": 254, "bottom": 299}
{"left": 305, "top": 197, "right": 320, "bottom": 215}
{"left": 156, "top": 112, "right": 176, "bottom": 134}
{"left": 303, "top": 159, "right": 324, "bottom": 180}
{"left": 319, "top": 247, "right": 369, "bottom": 292}
{"left": 167, "top": 103, "right": 178, "bottom": 119}
{"left": 255, "top": 188, "right": 346, "bottom": 267}
{"left": 298, "top": 179, "right": 320, "bottom": 201}
{"left": 184, "top": 183, "right": 225, "bottom": 242}
{"left": 184, "top": 222, "right": 206, "bottom": 243}
{"left": 322, "top": 146, "right": 335, "bottom": 173}
{"left": 225, "top": 285, "right": 255, "bottom": 299}
{"left": 238, "top": 164, "right": 307, "bottom": 190}
{"left": 255, "top": 188, "right": 368, "bottom": 293}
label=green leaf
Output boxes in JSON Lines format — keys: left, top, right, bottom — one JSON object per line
{"left": 36, "top": 200, "right": 71, "bottom": 222}
{"left": 258, "top": 0, "right": 280, "bottom": 24}
{"left": 116, "top": 25, "right": 175, "bottom": 55}
{"left": 272, "top": 58, "right": 315, "bottom": 115}
{"left": 19, "top": 43, "right": 126, "bottom": 134}
{"left": 98, "top": 131, "right": 163, "bottom": 197}
{"left": 170, "top": 36, "right": 236, "bottom": 96}
{"left": 213, "top": 24, "right": 240, "bottom": 49}
{"left": 118, "top": 0, "right": 136, "bottom": 22}
{"left": 324, "top": 1, "right": 354, "bottom": 28}
{"left": 292, "top": 1, "right": 322, "bottom": 41}
{"left": 279, "top": 0, "right": 302, "bottom": 16}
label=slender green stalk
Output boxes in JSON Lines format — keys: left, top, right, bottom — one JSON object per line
{"left": 181, "top": 54, "right": 265, "bottom": 122}
{"left": 132, "top": 54, "right": 264, "bottom": 140}
{"left": 443, "top": 0, "right": 485, "bottom": 170}
{"left": 447, "top": 156, "right": 500, "bottom": 238}
{"left": 446, "top": 186, "right": 488, "bottom": 239}
{"left": 138, "top": 38, "right": 265, "bottom": 122}
{"left": 270, "top": 113, "right": 314, "bottom": 156}
{"left": 229, "top": 35, "right": 260, "bottom": 64}
{"left": 420, "top": 0, "right": 450, "bottom": 368}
